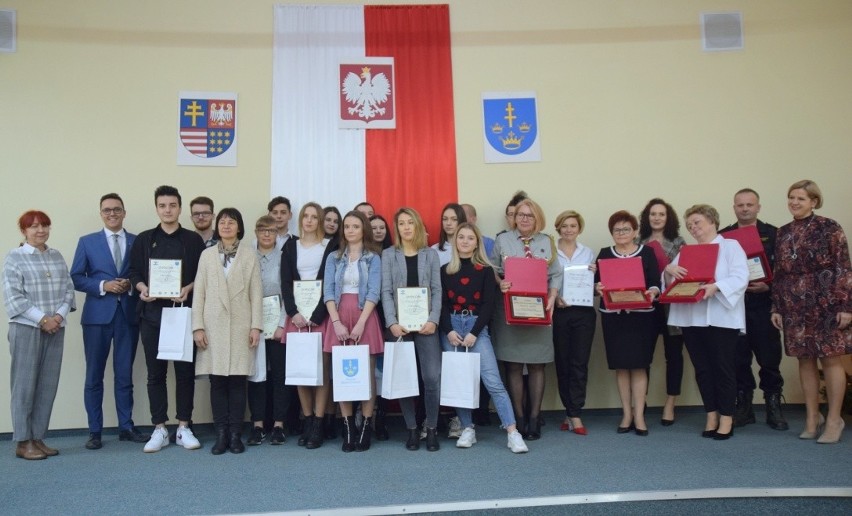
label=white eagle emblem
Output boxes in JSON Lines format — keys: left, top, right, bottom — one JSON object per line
{"left": 209, "top": 102, "right": 234, "bottom": 126}
{"left": 342, "top": 67, "right": 391, "bottom": 120}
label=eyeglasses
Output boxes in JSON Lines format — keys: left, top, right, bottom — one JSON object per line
{"left": 516, "top": 213, "right": 536, "bottom": 220}
{"left": 191, "top": 212, "right": 213, "bottom": 219}
{"left": 101, "top": 208, "right": 125, "bottom": 215}
{"left": 612, "top": 227, "right": 633, "bottom": 234}
{"left": 256, "top": 228, "right": 276, "bottom": 235}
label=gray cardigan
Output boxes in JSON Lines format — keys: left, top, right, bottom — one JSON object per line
{"left": 380, "top": 246, "right": 443, "bottom": 327}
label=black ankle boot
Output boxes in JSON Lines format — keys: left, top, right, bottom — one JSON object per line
{"left": 298, "top": 416, "right": 314, "bottom": 446}
{"left": 357, "top": 416, "right": 373, "bottom": 451}
{"left": 425, "top": 427, "right": 440, "bottom": 451}
{"left": 324, "top": 414, "right": 337, "bottom": 440}
{"left": 306, "top": 416, "right": 325, "bottom": 449}
{"left": 765, "top": 392, "right": 789, "bottom": 431}
{"left": 342, "top": 417, "right": 356, "bottom": 453}
{"left": 229, "top": 432, "right": 245, "bottom": 454}
{"left": 374, "top": 399, "right": 389, "bottom": 441}
{"left": 406, "top": 428, "right": 420, "bottom": 451}
{"left": 527, "top": 417, "right": 542, "bottom": 441}
{"left": 516, "top": 417, "right": 529, "bottom": 439}
{"left": 734, "top": 390, "right": 756, "bottom": 427}
{"left": 211, "top": 427, "right": 229, "bottom": 455}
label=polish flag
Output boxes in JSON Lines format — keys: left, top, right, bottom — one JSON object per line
{"left": 272, "top": 4, "right": 457, "bottom": 242}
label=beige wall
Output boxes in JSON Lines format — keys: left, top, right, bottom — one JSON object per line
{"left": 1, "top": 0, "right": 850, "bottom": 432}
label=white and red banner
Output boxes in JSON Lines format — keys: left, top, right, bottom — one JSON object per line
{"left": 272, "top": 4, "right": 456, "bottom": 242}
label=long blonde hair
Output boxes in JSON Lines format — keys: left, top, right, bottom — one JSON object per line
{"left": 445, "top": 223, "right": 491, "bottom": 275}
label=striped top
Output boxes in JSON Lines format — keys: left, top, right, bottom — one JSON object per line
{"left": 3, "top": 243, "right": 76, "bottom": 327}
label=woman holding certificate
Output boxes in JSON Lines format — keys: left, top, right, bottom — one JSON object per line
{"left": 665, "top": 204, "right": 748, "bottom": 441}
{"left": 552, "top": 210, "right": 597, "bottom": 436}
{"left": 431, "top": 203, "right": 467, "bottom": 266}
{"left": 638, "top": 198, "right": 686, "bottom": 425}
{"left": 192, "top": 208, "right": 263, "bottom": 455}
{"left": 381, "top": 207, "right": 443, "bottom": 451}
{"left": 281, "top": 202, "right": 335, "bottom": 450}
{"left": 595, "top": 211, "right": 660, "bottom": 436}
{"left": 441, "top": 223, "right": 529, "bottom": 453}
{"left": 3, "top": 210, "right": 75, "bottom": 460}
{"left": 771, "top": 180, "right": 851, "bottom": 444}
{"left": 493, "top": 198, "right": 562, "bottom": 440}
{"left": 323, "top": 210, "right": 384, "bottom": 452}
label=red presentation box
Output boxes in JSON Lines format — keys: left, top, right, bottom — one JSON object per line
{"left": 644, "top": 240, "right": 670, "bottom": 275}
{"left": 503, "top": 257, "right": 551, "bottom": 326}
{"left": 659, "top": 243, "right": 719, "bottom": 304}
{"left": 722, "top": 225, "right": 772, "bottom": 283}
{"left": 598, "top": 257, "right": 652, "bottom": 310}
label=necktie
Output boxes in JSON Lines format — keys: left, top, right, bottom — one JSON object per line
{"left": 522, "top": 238, "right": 532, "bottom": 258}
{"left": 113, "top": 234, "right": 123, "bottom": 272}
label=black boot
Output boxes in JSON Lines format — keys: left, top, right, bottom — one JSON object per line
{"left": 405, "top": 428, "right": 420, "bottom": 451}
{"left": 734, "top": 390, "right": 756, "bottom": 427}
{"left": 298, "top": 416, "right": 314, "bottom": 447}
{"left": 374, "top": 398, "right": 389, "bottom": 441}
{"left": 357, "top": 416, "right": 373, "bottom": 452}
{"left": 527, "top": 417, "right": 542, "bottom": 441}
{"left": 341, "top": 416, "right": 356, "bottom": 453}
{"left": 516, "top": 417, "right": 529, "bottom": 439}
{"left": 324, "top": 414, "right": 337, "bottom": 440}
{"left": 306, "top": 416, "right": 325, "bottom": 449}
{"left": 765, "top": 392, "right": 789, "bottom": 431}
{"left": 229, "top": 432, "right": 245, "bottom": 454}
{"left": 425, "top": 427, "right": 440, "bottom": 451}
{"left": 211, "top": 427, "right": 229, "bottom": 455}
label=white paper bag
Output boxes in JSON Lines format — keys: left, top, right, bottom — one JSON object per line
{"left": 332, "top": 344, "right": 371, "bottom": 402}
{"left": 381, "top": 340, "right": 419, "bottom": 399}
{"left": 247, "top": 340, "right": 267, "bottom": 383}
{"left": 284, "top": 331, "right": 323, "bottom": 386}
{"left": 157, "top": 306, "right": 193, "bottom": 362}
{"left": 440, "top": 348, "right": 480, "bottom": 409}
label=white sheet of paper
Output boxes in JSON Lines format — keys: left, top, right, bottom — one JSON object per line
{"left": 262, "top": 295, "right": 282, "bottom": 339}
{"left": 149, "top": 259, "right": 182, "bottom": 298}
{"left": 293, "top": 280, "right": 322, "bottom": 317}
{"left": 562, "top": 265, "right": 594, "bottom": 307}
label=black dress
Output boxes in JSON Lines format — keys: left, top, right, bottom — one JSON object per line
{"left": 596, "top": 245, "right": 660, "bottom": 370}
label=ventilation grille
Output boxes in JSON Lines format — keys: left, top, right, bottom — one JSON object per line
{"left": 0, "top": 9, "right": 15, "bottom": 53}
{"left": 701, "top": 11, "right": 743, "bottom": 52}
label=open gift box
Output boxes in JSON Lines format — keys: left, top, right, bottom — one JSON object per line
{"left": 659, "top": 243, "right": 719, "bottom": 304}
{"left": 503, "top": 257, "right": 552, "bottom": 326}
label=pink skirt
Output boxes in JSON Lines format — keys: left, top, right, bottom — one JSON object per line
{"left": 322, "top": 294, "right": 385, "bottom": 355}
{"left": 280, "top": 315, "right": 324, "bottom": 344}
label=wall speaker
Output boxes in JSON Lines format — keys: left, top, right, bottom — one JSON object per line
{"left": 0, "top": 9, "right": 16, "bottom": 53}
{"left": 701, "top": 11, "right": 743, "bottom": 52}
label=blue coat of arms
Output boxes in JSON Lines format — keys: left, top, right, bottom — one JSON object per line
{"left": 343, "top": 359, "right": 359, "bottom": 378}
{"left": 483, "top": 97, "right": 538, "bottom": 155}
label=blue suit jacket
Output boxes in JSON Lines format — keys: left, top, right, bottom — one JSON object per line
{"left": 71, "top": 230, "right": 139, "bottom": 326}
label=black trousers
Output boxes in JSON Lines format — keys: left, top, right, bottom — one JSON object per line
{"left": 736, "top": 298, "right": 784, "bottom": 395}
{"left": 211, "top": 375, "right": 247, "bottom": 434}
{"left": 139, "top": 319, "right": 196, "bottom": 425}
{"left": 552, "top": 306, "right": 596, "bottom": 418}
{"left": 683, "top": 326, "right": 739, "bottom": 416}
{"left": 653, "top": 305, "right": 685, "bottom": 396}
{"left": 247, "top": 339, "right": 292, "bottom": 422}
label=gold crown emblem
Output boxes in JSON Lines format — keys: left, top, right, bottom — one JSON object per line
{"left": 501, "top": 131, "right": 523, "bottom": 150}
{"left": 518, "top": 122, "right": 531, "bottom": 133}
{"left": 491, "top": 122, "right": 504, "bottom": 134}
{"left": 361, "top": 66, "right": 371, "bottom": 75}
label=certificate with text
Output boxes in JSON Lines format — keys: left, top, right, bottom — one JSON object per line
{"left": 510, "top": 295, "right": 546, "bottom": 319}
{"left": 148, "top": 259, "right": 182, "bottom": 298}
{"left": 262, "top": 295, "right": 282, "bottom": 339}
{"left": 666, "top": 281, "right": 705, "bottom": 297}
{"left": 293, "top": 280, "right": 322, "bottom": 317}
{"left": 562, "top": 266, "right": 594, "bottom": 307}
{"left": 397, "top": 287, "right": 429, "bottom": 332}
{"left": 746, "top": 256, "right": 767, "bottom": 282}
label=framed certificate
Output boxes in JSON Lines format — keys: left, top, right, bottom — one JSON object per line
{"left": 148, "top": 259, "right": 182, "bottom": 298}
{"left": 562, "top": 266, "right": 594, "bottom": 307}
{"left": 293, "top": 280, "right": 322, "bottom": 317}
{"left": 746, "top": 256, "right": 767, "bottom": 282}
{"left": 262, "top": 295, "right": 282, "bottom": 339}
{"left": 510, "top": 295, "right": 546, "bottom": 319}
{"left": 607, "top": 290, "right": 648, "bottom": 304}
{"left": 397, "top": 287, "right": 429, "bottom": 332}
{"left": 665, "top": 281, "right": 705, "bottom": 297}
{"left": 659, "top": 244, "right": 718, "bottom": 304}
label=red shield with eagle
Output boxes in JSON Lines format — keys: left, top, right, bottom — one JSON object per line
{"left": 339, "top": 58, "right": 395, "bottom": 129}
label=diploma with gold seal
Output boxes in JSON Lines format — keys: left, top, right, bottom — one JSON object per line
{"left": 148, "top": 259, "right": 182, "bottom": 298}
{"left": 397, "top": 287, "right": 429, "bottom": 331}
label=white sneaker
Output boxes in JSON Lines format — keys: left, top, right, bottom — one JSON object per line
{"left": 176, "top": 425, "right": 201, "bottom": 450}
{"left": 456, "top": 427, "right": 477, "bottom": 448}
{"left": 448, "top": 416, "right": 462, "bottom": 439}
{"left": 507, "top": 430, "right": 529, "bottom": 454}
{"left": 143, "top": 427, "right": 170, "bottom": 453}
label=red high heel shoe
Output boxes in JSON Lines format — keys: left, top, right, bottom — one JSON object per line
{"left": 562, "top": 418, "right": 588, "bottom": 436}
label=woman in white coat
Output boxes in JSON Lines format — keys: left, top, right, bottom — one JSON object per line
{"left": 193, "top": 208, "right": 263, "bottom": 455}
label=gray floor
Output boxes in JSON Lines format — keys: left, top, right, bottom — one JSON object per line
{"left": 1, "top": 406, "right": 850, "bottom": 515}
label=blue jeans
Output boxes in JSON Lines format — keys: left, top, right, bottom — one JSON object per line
{"left": 440, "top": 314, "right": 515, "bottom": 429}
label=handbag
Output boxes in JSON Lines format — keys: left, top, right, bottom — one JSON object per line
{"left": 157, "top": 304, "right": 193, "bottom": 362}
{"left": 284, "top": 328, "right": 323, "bottom": 386}
{"left": 332, "top": 341, "right": 372, "bottom": 402}
{"left": 440, "top": 346, "right": 480, "bottom": 409}
{"left": 381, "top": 338, "right": 419, "bottom": 399}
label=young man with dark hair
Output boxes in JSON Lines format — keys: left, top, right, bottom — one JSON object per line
{"left": 189, "top": 196, "right": 216, "bottom": 248}
{"left": 267, "top": 196, "right": 292, "bottom": 250}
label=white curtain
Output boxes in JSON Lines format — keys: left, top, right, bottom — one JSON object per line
{"left": 271, "top": 4, "right": 366, "bottom": 218}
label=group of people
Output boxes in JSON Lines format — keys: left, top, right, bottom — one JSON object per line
{"left": 3, "top": 180, "right": 849, "bottom": 461}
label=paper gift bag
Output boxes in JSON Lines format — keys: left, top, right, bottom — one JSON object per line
{"left": 284, "top": 331, "right": 323, "bottom": 386}
{"left": 247, "top": 338, "right": 267, "bottom": 383}
{"left": 440, "top": 348, "right": 481, "bottom": 409}
{"left": 381, "top": 340, "right": 419, "bottom": 399}
{"left": 332, "top": 343, "right": 371, "bottom": 402}
{"left": 157, "top": 305, "right": 193, "bottom": 362}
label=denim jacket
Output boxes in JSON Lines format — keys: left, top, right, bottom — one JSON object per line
{"left": 323, "top": 248, "right": 382, "bottom": 309}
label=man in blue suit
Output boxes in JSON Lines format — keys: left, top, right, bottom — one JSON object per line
{"left": 71, "top": 193, "right": 148, "bottom": 450}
